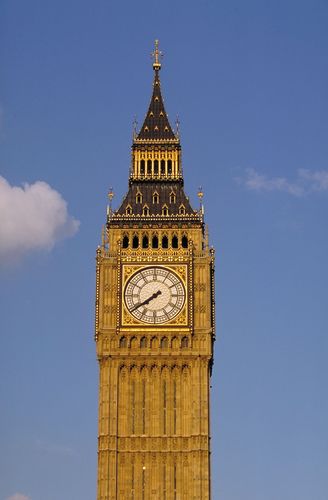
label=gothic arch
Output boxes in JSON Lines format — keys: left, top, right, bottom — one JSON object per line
{"left": 182, "top": 234, "right": 188, "bottom": 248}
{"left": 130, "top": 337, "right": 138, "bottom": 349}
{"left": 119, "top": 336, "right": 127, "bottom": 348}
{"left": 181, "top": 336, "right": 189, "bottom": 348}
{"left": 171, "top": 336, "right": 179, "bottom": 349}
{"left": 172, "top": 234, "right": 178, "bottom": 248}
{"left": 140, "top": 336, "right": 147, "bottom": 348}
{"left": 160, "top": 336, "right": 168, "bottom": 349}
{"left": 122, "top": 234, "right": 129, "bottom": 248}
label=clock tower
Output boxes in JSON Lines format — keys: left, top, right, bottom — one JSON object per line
{"left": 95, "top": 41, "right": 215, "bottom": 499}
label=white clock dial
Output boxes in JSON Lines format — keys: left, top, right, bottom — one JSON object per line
{"left": 124, "top": 266, "right": 185, "bottom": 324}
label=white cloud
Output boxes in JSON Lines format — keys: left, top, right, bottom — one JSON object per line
{"left": 299, "top": 168, "right": 328, "bottom": 191}
{"left": 237, "top": 168, "right": 328, "bottom": 196}
{"left": 6, "top": 494, "right": 31, "bottom": 500}
{"left": 0, "top": 176, "right": 80, "bottom": 263}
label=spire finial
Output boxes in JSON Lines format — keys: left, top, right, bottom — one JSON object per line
{"left": 151, "top": 39, "right": 162, "bottom": 71}
{"left": 132, "top": 116, "right": 138, "bottom": 139}
{"left": 197, "top": 186, "right": 204, "bottom": 217}
{"left": 107, "top": 187, "right": 114, "bottom": 220}
{"left": 176, "top": 116, "right": 180, "bottom": 137}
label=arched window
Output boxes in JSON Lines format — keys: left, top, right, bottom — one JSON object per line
{"left": 119, "top": 336, "right": 127, "bottom": 348}
{"left": 142, "top": 235, "right": 149, "bottom": 248}
{"left": 181, "top": 336, "right": 189, "bottom": 348}
{"left": 179, "top": 204, "right": 185, "bottom": 215}
{"left": 161, "top": 159, "right": 165, "bottom": 175}
{"left": 140, "top": 337, "right": 147, "bottom": 348}
{"left": 151, "top": 337, "right": 158, "bottom": 349}
{"left": 140, "top": 159, "right": 145, "bottom": 175}
{"left": 162, "top": 235, "right": 168, "bottom": 248}
{"left": 172, "top": 337, "right": 179, "bottom": 349}
{"left": 162, "top": 205, "right": 168, "bottom": 216}
{"left": 169, "top": 192, "right": 176, "bottom": 204}
{"left": 143, "top": 206, "right": 149, "bottom": 216}
{"left": 130, "top": 337, "right": 138, "bottom": 349}
{"left": 167, "top": 159, "right": 172, "bottom": 175}
{"left": 147, "top": 159, "right": 152, "bottom": 175}
{"left": 132, "top": 235, "right": 139, "bottom": 248}
{"left": 172, "top": 235, "right": 178, "bottom": 248}
{"left": 136, "top": 192, "right": 142, "bottom": 204}
{"left": 152, "top": 235, "right": 159, "bottom": 248}
{"left": 161, "top": 337, "right": 168, "bottom": 349}
{"left": 182, "top": 235, "right": 188, "bottom": 248}
{"left": 153, "top": 192, "right": 159, "bottom": 204}
{"left": 122, "top": 235, "right": 129, "bottom": 248}
{"left": 126, "top": 205, "right": 132, "bottom": 215}
{"left": 154, "top": 159, "right": 159, "bottom": 175}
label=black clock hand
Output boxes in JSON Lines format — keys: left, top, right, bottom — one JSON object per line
{"left": 130, "top": 290, "right": 162, "bottom": 312}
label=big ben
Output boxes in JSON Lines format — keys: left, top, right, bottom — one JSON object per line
{"left": 95, "top": 41, "right": 215, "bottom": 499}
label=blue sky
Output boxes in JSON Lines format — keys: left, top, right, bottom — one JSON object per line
{"left": 1, "top": 1, "right": 327, "bottom": 499}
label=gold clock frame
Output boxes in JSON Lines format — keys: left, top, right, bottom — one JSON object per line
{"left": 120, "top": 263, "right": 189, "bottom": 328}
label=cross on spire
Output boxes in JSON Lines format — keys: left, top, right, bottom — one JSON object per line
{"left": 151, "top": 39, "right": 163, "bottom": 71}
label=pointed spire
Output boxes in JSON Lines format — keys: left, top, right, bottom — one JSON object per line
{"left": 151, "top": 39, "right": 163, "bottom": 71}
{"left": 135, "top": 40, "right": 177, "bottom": 142}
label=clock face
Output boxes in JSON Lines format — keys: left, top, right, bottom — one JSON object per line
{"left": 124, "top": 266, "right": 185, "bottom": 324}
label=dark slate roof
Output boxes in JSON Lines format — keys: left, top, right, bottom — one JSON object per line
{"left": 115, "top": 182, "right": 197, "bottom": 217}
{"left": 136, "top": 70, "right": 177, "bottom": 141}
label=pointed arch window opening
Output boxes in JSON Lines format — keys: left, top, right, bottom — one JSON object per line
{"left": 119, "top": 336, "right": 127, "bottom": 348}
{"left": 132, "top": 235, "right": 139, "bottom": 248}
{"left": 162, "top": 205, "right": 168, "bottom": 216}
{"left": 160, "top": 336, "right": 168, "bottom": 348}
{"left": 181, "top": 336, "right": 189, "bottom": 348}
{"left": 179, "top": 204, "right": 186, "bottom": 215}
{"left": 136, "top": 192, "right": 142, "bottom": 204}
{"left": 182, "top": 235, "right": 188, "bottom": 248}
{"left": 143, "top": 205, "right": 149, "bottom": 217}
{"left": 147, "top": 159, "right": 152, "bottom": 175}
{"left": 154, "top": 159, "right": 159, "bottom": 175}
{"left": 126, "top": 205, "right": 132, "bottom": 216}
{"left": 122, "top": 235, "right": 129, "bottom": 248}
{"left": 172, "top": 235, "right": 178, "bottom": 249}
{"left": 169, "top": 191, "right": 176, "bottom": 204}
{"left": 152, "top": 234, "right": 159, "bottom": 248}
{"left": 142, "top": 234, "right": 149, "bottom": 248}
{"left": 161, "top": 159, "right": 165, "bottom": 175}
{"left": 140, "top": 336, "right": 147, "bottom": 348}
{"left": 162, "top": 235, "right": 168, "bottom": 248}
